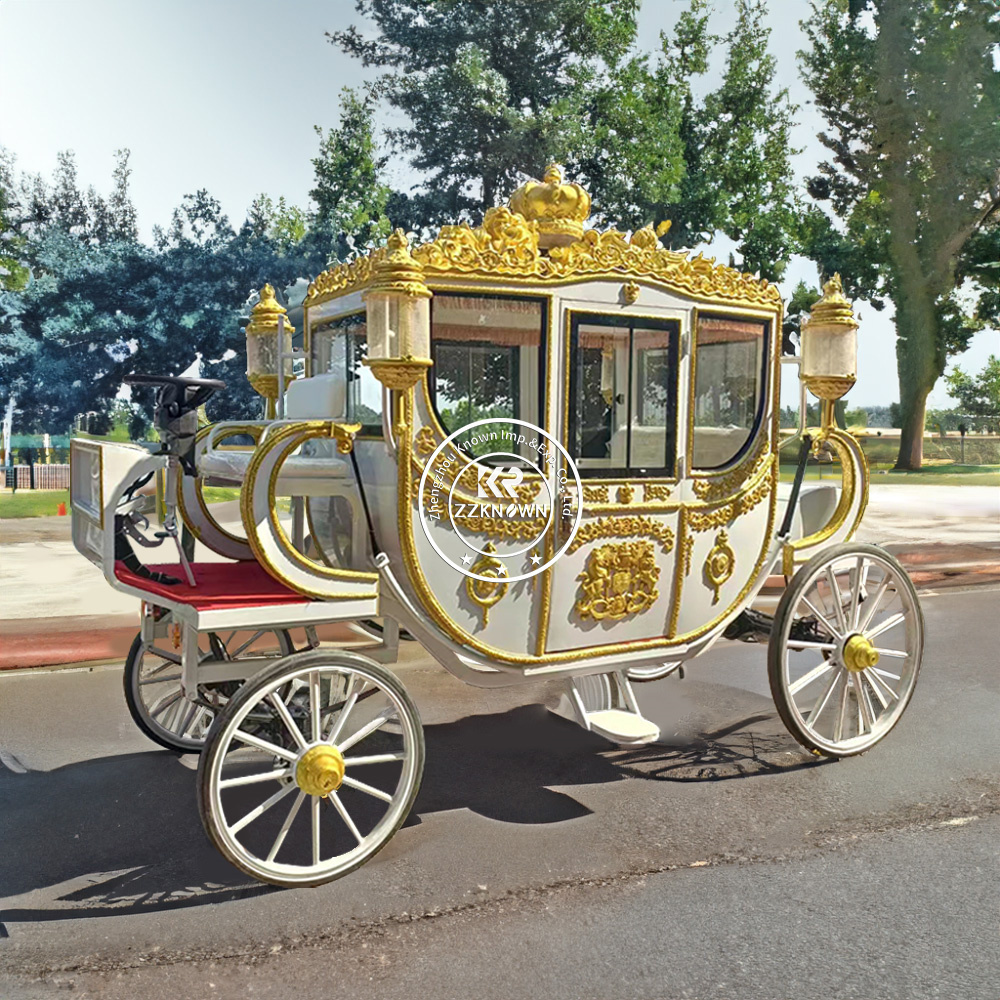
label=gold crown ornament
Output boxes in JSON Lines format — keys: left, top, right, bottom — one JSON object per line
{"left": 509, "top": 164, "right": 591, "bottom": 248}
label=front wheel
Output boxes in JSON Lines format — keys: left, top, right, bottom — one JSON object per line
{"left": 769, "top": 543, "right": 923, "bottom": 758}
{"left": 198, "top": 649, "right": 424, "bottom": 887}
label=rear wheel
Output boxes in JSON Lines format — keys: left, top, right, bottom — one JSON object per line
{"left": 769, "top": 543, "right": 922, "bottom": 758}
{"left": 123, "top": 627, "right": 294, "bottom": 753}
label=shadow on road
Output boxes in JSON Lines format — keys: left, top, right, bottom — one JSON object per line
{"left": 0, "top": 703, "right": 816, "bottom": 923}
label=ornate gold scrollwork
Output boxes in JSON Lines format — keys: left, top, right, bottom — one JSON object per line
{"left": 704, "top": 531, "right": 736, "bottom": 604}
{"left": 644, "top": 483, "right": 672, "bottom": 502}
{"left": 687, "top": 461, "right": 774, "bottom": 532}
{"left": 567, "top": 515, "right": 674, "bottom": 554}
{"left": 415, "top": 425, "right": 437, "bottom": 456}
{"left": 616, "top": 483, "right": 635, "bottom": 504}
{"left": 692, "top": 435, "right": 769, "bottom": 502}
{"left": 465, "top": 542, "right": 509, "bottom": 625}
{"left": 306, "top": 169, "right": 782, "bottom": 310}
{"left": 583, "top": 484, "right": 609, "bottom": 503}
{"left": 621, "top": 280, "right": 640, "bottom": 305}
{"left": 575, "top": 540, "right": 661, "bottom": 621}
{"left": 682, "top": 534, "right": 695, "bottom": 577}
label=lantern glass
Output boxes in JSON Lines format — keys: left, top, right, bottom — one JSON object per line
{"left": 246, "top": 326, "right": 293, "bottom": 383}
{"left": 365, "top": 291, "right": 430, "bottom": 361}
{"left": 801, "top": 322, "right": 857, "bottom": 385}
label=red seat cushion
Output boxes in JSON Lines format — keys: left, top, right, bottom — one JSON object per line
{"left": 114, "top": 560, "right": 311, "bottom": 611}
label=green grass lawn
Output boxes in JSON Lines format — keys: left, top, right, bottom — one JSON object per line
{"left": 779, "top": 464, "right": 1000, "bottom": 487}
{"left": 0, "top": 489, "right": 71, "bottom": 518}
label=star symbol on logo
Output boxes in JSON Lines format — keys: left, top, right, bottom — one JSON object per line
{"left": 496, "top": 563, "right": 508, "bottom": 576}
{"left": 461, "top": 553, "right": 473, "bottom": 565}
{"left": 530, "top": 551, "right": 542, "bottom": 566}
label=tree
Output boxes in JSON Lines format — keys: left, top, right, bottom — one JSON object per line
{"left": 330, "top": 0, "right": 638, "bottom": 224}
{"left": 945, "top": 355, "right": 1000, "bottom": 432}
{"left": 800, "top": 0, "right": 1000, "bottom": 468}
{"left": 581, "top": 0, "right": 801, "bottom": 282}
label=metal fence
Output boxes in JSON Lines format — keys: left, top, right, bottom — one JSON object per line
{"left": 3, "top": 464, "right": 71, "bottom": 490}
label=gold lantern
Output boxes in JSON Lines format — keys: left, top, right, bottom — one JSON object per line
{"left": 801, "top": 273, "right": 859, "bottom": 403}
{"left": 245, "top": 283, "right": 294, "bottom": 418}
{"left": 362, "top": 229, "right": 433, "bottom": 390}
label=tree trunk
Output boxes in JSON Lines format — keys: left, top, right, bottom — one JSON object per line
{"left": 894, "top": 379, "right": 932, "bottom": 470}
{"left": 892, "top": 276, "right": 940, "bottom": 471}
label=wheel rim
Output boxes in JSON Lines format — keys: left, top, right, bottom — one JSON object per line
{"left": 131, "top": 629, "right": 290, "bottom": 749}
{"left": 778, "top": 549, "right": 921, "bottom": 755}
{"left": 206, "top": 660, "right": 421, "bottom": 884}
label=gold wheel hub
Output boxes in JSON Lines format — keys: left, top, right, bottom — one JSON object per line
{"left": 296, "top": 744, "right": 345, "bottom": 797}
{"left": 842, "top": 634, "right": 880, "bottom": 672}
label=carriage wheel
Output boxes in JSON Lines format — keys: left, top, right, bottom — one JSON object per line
{"left": 123, "top": 628, "right": 294, "bottom": 753}
{"left": 769, "top": 543, "right": 923, "bottom": 758}
{"left": 198, "top": 649, "right": 424, "bottom": 887}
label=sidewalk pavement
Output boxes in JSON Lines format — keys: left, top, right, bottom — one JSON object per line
{"left": 1, "top": 485, "right": 997, "bottom": 670}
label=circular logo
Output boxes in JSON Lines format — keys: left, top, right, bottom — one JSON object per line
{"left": 417, "top": 418, "right": 583, "bottom": 584}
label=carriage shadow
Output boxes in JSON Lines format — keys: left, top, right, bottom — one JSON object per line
{"left": 0, "top": 704, "right": 820, "bottom": 923}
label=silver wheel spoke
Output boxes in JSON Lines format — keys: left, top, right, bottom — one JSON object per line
{"left": 150, "top": 691, "right": 182, "bottom": 720}
{"left": 267, "top": 693, "right": 307, "bottom": 750}
{"left": 233, "top": 729, "right": 299, "bottom": 762}
{"left": 866, "top": 612, "right": 905, "bottom": 641}
{"left": 267, "top": 791, "right": 305, "bottom": 863}
{"left": 786, "top": 640, "right": 837, "bottom": 652}
{"left": 326, "top": 676, "right": 363, "bottom": 744}
{"left": 220, "top": 767, "right": 292, "bottom": 789}
{"left": 856, "top": 675, "right": 875, "bottom": 733}
{"left": 341, "top": 774, "right": 393, "bottom": 803}
{"left": 825, "top": 566, "right": 848, "bottom": 634}
{"left": 834, "top": 675, "right": 849, "bottom": 743}
{"left": 801, "top": 597, "right": 842, "bottom": 640}
{"left": 873, "top": 666, "right": 901, "bottom": 682}
{"left": 338, "top": 707, "right": 397, "bottom": 754}
{"left": 872, "top": 647, "right": 908, "bottom": 659}
{"left": 345, "top": 752, "right": 406, "bottom": 767}
{"left": 864, "top": 667, "right": 898, "bottom": 704}
{"left": 309, "top": 671, "right": 322, "bottom": 744}
{"left": 789, "top": 659, "right": 836, "bottom": 696}
{"left": 860, "top": 669, "right": 889, "bottom": 710}
{"left": 181, "top": 704, "right": 209, "bottom": 737}
{"left": 229, "top": 782, "right": 296, "bottom": 836}
{"left": 139, "top": 672, "right": 181, "bottom": 686}
{"left": 849, "top": 556, "right": 866, "bottom": 630}
{"left": 857, "top": 576, "right": 892, "bottom": 634}
{"left": 806, "top": 669, "right": 841, "bottom": 726}
{"left": 147, "top": 647, "right": 182, "bottom": 665}
{"left": 328, "top": 790, "right": 364, "bottom": 844}
{"left": 311, "top": 796, "right": 321, "bottom": 865}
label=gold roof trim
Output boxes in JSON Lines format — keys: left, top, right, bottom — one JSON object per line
{"left": 306, "top": 177, "right": 781, "bottom": 310}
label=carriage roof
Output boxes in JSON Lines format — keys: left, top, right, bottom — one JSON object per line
{"left": 303, "top": 164, "right": 782, "bottom": 314}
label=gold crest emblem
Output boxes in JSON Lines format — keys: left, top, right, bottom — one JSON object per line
{"left": 575, "top": 541, "right": 660, "bottom": 621}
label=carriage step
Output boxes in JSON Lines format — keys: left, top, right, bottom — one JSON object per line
{"left": 585, "top": 709, "right": 660, "bottom": 745}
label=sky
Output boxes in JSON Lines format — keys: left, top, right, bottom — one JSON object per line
{"left": 0, "top": 0, "right": 995, "bottom": 410}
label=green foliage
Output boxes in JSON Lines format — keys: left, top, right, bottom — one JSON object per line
{"left": 799, "top": 0, "right": 1000, "bottom": 468}
{"left": 945, "top": 355, "right": 1000, "bottom": 431}
{"left": 330, "top": 0, "right": 639, "bottom": 223}
{"left": 308, "top": 87, "right": 392, "bottom": 255}
{"left": 781, "top": 280, "right": 820, "bottom": 354}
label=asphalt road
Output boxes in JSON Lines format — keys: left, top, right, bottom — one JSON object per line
{"left": 1, "top": 586, "right": 998, "bottom": 998}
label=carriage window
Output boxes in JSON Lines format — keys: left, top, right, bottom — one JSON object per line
{"left": 692, "top": 315, "right": 768, "bottom": 469}
{"left": 309, "top": 313, "right": 383, "bottom": 435}
{"left": 431, "top": 294, "right": 544, "bottom": 451}
{"left": 569, "top": 315, "right": 679, "bottom": 476}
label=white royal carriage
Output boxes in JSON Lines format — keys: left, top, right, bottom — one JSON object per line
{"left": 71, "top": 166, "right": 923, "bottom": 887}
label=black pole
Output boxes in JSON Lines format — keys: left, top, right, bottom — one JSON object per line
{"left": 779, "top": 434, "right": 813, "bottom": 539}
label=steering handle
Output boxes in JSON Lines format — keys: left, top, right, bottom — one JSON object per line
{"left": 125, "top": 373, "right": 226, "bottom": 421}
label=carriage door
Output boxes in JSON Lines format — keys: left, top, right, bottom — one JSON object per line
{"left": 544, "top": 313, "right": 680, "bottom": 653}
